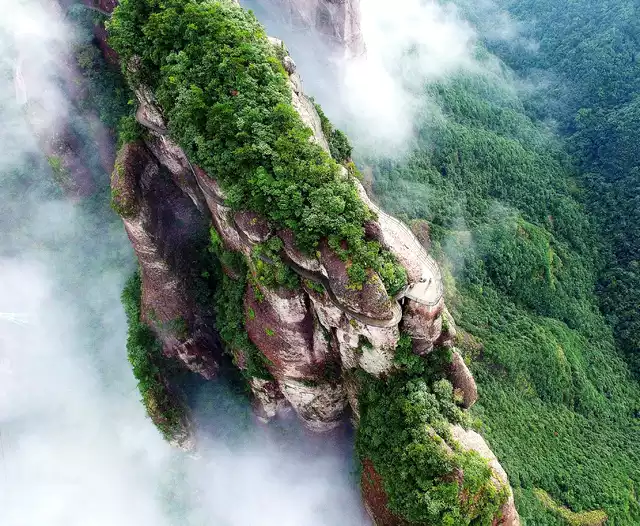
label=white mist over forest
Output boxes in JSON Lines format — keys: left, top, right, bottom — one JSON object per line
{"left": 241, "top": 0, "right": 517, "bottom": 154}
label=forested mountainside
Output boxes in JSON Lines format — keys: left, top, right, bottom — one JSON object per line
{"left": 366, "top": 5, "right": 640, "bottom": 525}
{"left": 466, "top": 0, "right": 640, "bottom": 376}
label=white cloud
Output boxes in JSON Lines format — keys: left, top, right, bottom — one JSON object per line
{"left": 339, "top": 0, "right": 478, "bottom": 153}
{"left": 0, "top": 2, "right": 368, "bottom": 525}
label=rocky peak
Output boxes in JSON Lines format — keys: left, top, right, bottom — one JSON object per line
{"left": 106, "top": 2, "right": 519, "bottom": 523}
{"left": 258, "top": 0, "right": 365, "bottom": 57}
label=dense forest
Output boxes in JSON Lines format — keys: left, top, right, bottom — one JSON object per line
{"left": 365, "top": 2, "right": 640, "bottom": 523}
{"left": 466, "top": 0, "right": 640, "bottom": 375}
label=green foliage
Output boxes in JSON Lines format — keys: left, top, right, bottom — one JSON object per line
{"left": 47, "top": 156, "right": 71, "bottom": 188}
{"left": 394, "top": 337, "right": 457, "bottom": 386}
{"left": 69, "top": 29, "right": 133, "bottom": 131}
{"left": 457, "top": 283, "right": 640, "bottom": 524}
{"left": 535, "top": 489, "right": 608, "bottom": 526}
{"left": 108, "top": 0, "right": 405, "bottom": 295}
{"left": 314, "top": 101, "right": 353, "bottom": 163}
{"left": 393, "top": 333, "right": 428, "bottom": 375}
{"left": 356, "top": 371, "right": 505, "bottom": 525}
{"left": 208, "top": 229, "right": 273, "bottom": 381}
{"left": 116, "top": 114, "right": 144, "bottom": 148}
{"left": 251, "top": 236, "right": 299, "bottom": 289}
{"left": 303, "top": 278, "right": 325, "bottom": 294}
{"left": 121, "top": 272, "right": 186, "bottom": 441}
{"left": 476, "top": 0, "right": 640, "bottom": 376}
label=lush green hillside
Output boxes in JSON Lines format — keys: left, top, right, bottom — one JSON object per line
{"left": 368, "top": 57, "right": 640, "bottom": 523}
{"left": 474, "top": 0, "right": 640, "bottom": 376}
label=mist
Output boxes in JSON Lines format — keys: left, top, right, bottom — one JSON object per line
{"left": 242, "top": 0, "right": 503, "bottom": 154}
{"left": 0, "top": 1, "right": 367, "bottom": 524}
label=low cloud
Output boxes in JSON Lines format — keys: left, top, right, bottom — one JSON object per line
{"left": 0, "top": 1, "right": 367, "bottom": 525}
{"left": 243, "top": 0, "right": 487, "bottom": 154}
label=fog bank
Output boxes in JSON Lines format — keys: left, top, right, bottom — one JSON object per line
{"left": 0, "top": 1, "right": 366, "bottom": 524}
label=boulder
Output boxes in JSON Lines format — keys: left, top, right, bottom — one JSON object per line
{"left": 279, "top": 378, "right": 347, "bottom": 432}
{"left": 402, "top": 299, "right": 444, "bottom": 355}
{"left": 249, "top": 377, "right": 288, "bottom": 421}
{"left": 234, "top": 211, "right": 272, "bottom": 243}
{"left": 244, "top": 284, "right": 323, "bottom": 380}
{"left": 450, "top": 350, "right": 478, "bottom": 409}
{"left": 319, "top": 240, "right": 395, "bottom": 321}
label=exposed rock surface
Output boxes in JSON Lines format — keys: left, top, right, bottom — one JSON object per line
{"left": 111, "top": 142, "right": 220, "bottom": 379}
{"left": 361, "top": 459, "right": 407, "bottom": 526}
{"left": 259, "top": 0, "right": 365, "bottom": 57}
{"left": 450, "top": 350, "right": 478, "bottom": 409}
{"left": 250, "top": 377, "right": 288, "bottom": 421}
{"left": 318, "top": 240, "right": 395, "bottom": 321}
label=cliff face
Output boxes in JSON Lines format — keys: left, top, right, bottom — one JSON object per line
{"left": 253, "top": 0, "right": 365, "bottom": 57}
{"left": 114, "top": 45, "right": 517, "bottom": 526}
{"left": 111, "top": 142, "right": 221, "bottom": 379}
{"left": 99, "top": 0, "right": 519, "bottom": 523}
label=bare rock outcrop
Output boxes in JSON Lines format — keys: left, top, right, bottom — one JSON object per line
{"left": 318, "top": 240, "right": 395, "bottom": 321}
{"left": 111, "top": 142, "right": 220, "bottom": 379}
{"left": 449, "top": 350, "right": 478, "bottom": 409}
{"left": 402, "top": 299, "right": 445, "bottom": 355}
{"left": 250, "top": 377, "right": 288, "bottom": 422}
{"left": 260, "top": 0, "right": 365, "bottom": 57}
{"left": 244, "top": 284, "right": 320, "bottom": 380}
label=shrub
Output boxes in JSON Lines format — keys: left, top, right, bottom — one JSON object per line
{"left": 356, "top": 370, "right": 505, "bottom": 525}
{"left": 121, "top": 271, "right": 187, "bottom": 441}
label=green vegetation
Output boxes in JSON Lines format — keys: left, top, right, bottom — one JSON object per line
{"left": 314, "top": 100, "right": 353, "bottom": 163}
{"left": 251, "top": 236, "right": 299, "bottom": 290}
{"left": 303, "top": 278, "right": 325, "bottom": 294}
{"left": 47, "top": 155, "right": 71, "bottom": 188}
{"left": 535, "top": 489, "right": 607, "bottom": 526}
{"left": 68, "top": 6, "right": 140, "bottom": 143}
{"left": 121, "top": 272, "right": 187, "bottom": 441}
{"left": 356, "top": 340, "right": 508, "bottom": 525}
{"left": 208, "top": 227, "right": 273, "bottom": 380}
{"left": 478, "top": 0, "right": 640, "bottom": 376}
{"left": 369, "top": 50, "right": 640, "bottom": 524}
{"left": 107, "top": 0, "right": 405, "bottom": 294}
{"left": 102, "top": 0, "right": 640, "bottom": 522}
{"left": 356, "top": 343, "right": 507, "bottom": 525}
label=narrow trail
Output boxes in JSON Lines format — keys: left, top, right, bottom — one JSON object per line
{"left": 356, "top": 186, "right": 444, "bottom": 307}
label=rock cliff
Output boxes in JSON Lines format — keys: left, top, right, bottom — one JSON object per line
{"left": 92, "top": 0, "right": 518, "bottom": 523}
{"left": 252, "top": 0, "right": 365, "bottom": 57}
